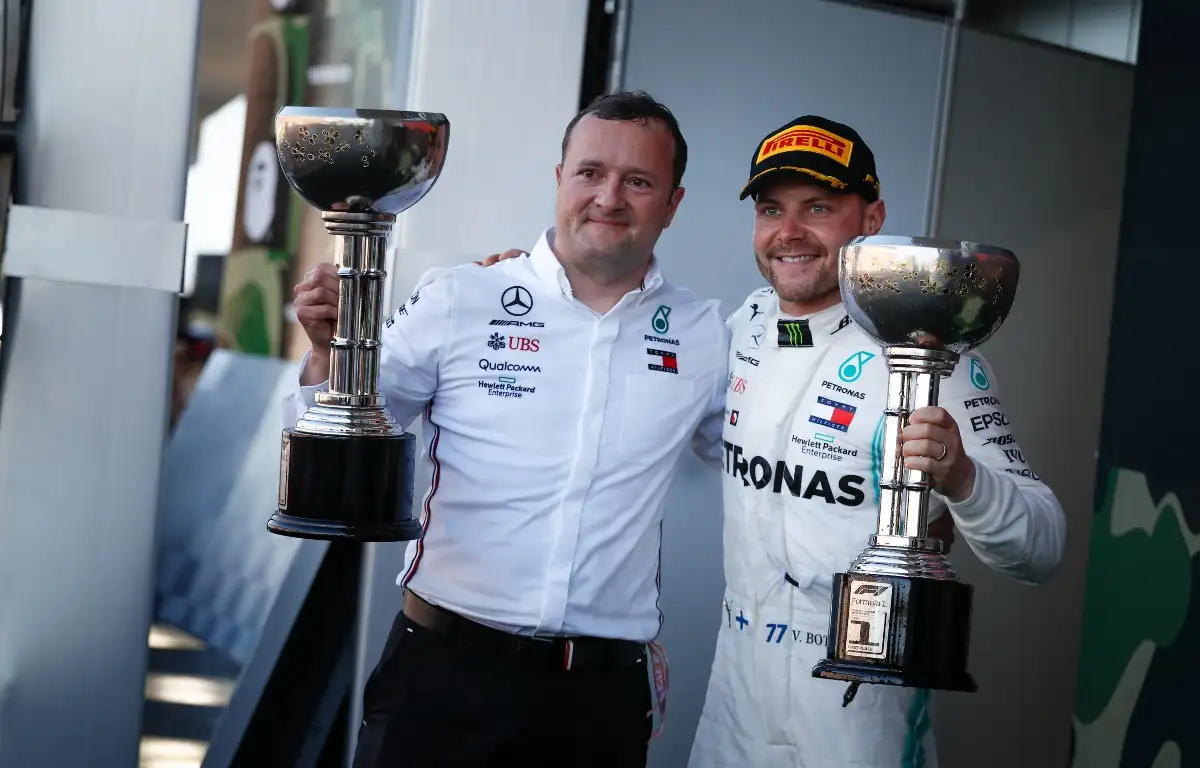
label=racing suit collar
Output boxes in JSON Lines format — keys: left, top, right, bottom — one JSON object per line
{"left": 769, "top": 298, "right": 852, "bottom": 346}
{"left": 532, "top": 227, "right": 665, "bottom": 303}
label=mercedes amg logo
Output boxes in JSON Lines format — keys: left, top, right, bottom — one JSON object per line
{"left": 501, "top": 286, "right": 533, "bottom": 317}
{"left": 749, "top": 324, "right": 766, "bottom": 349}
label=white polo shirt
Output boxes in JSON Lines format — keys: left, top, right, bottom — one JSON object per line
{"left": 283, "top": 227, "right": 729, "bottom": 642}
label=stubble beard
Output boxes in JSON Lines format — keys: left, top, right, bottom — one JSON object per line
{"left": 756, "top": 253, "right": 840, "bottom": 305}
{"left": 563, "top": 218, "right": 644, "bottom": 281}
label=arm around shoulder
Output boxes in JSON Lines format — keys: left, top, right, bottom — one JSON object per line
{"left": 690, "top": 300, "right": 732, "bottom": 471}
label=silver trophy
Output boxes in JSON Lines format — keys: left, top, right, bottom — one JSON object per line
{"left": 812, "top": 234, "right": 1020, "bottom": 704}
{"left": 268, "top": 106, "right": 450, "bottom": 542}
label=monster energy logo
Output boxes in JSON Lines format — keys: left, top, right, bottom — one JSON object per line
{"left": 652, "top": 305, "right": 671, "bottom": 334}
{"left": 777, "top": 319, "right": 813, "bottom": 348}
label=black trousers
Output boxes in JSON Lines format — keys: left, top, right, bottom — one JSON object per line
{"left": 352, "top": 601, "right": 653, "bottom": 767}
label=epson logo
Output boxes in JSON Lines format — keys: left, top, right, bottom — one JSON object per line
{"left": 490, "top": 319, "right": 545, "bottom": 328}
{"left": 970, "top": 411, "right": 1010, "bottom": 433}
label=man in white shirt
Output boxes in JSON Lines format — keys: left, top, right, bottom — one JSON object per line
{"left": 288, "top": 90, "right": 728, "bottom": 767}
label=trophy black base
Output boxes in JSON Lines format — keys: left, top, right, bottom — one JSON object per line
{"left": 811, "top": 572, "right": 977, "bottom": 694}
{"left": 269, "top": 427, "right": 421, "bottom": 542}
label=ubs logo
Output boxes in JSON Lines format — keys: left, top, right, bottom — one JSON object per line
{"left": 501, "top": 286, "right": 533, "bottom": 317}
{"left": 488, "top": 333, "right": 539, "bottom": 352}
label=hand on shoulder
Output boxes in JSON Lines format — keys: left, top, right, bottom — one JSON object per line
{"left": 474, "top": 249, "right": 528, "bottom": 267}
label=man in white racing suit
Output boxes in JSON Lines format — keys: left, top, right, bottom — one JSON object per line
{"left": 687, "top": 115, "right": 1067, "bottom": 767}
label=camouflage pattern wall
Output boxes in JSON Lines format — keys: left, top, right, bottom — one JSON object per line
{"left": 1071, "top": 1, "right": 1200, "bottom": 765}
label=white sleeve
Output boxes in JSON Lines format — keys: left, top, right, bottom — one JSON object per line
{"left": 690, "top": 311, "right": 733, "bottom": 471}
{"left": 936, "top": 352, "right": 1067, "bottom": 585}
{"left": 281, "top": 267, "right": 456, "bottom": 432}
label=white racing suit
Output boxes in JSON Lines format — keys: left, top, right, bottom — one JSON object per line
{"left": 688, "top": 288, "right": 1067, "bottom": 768}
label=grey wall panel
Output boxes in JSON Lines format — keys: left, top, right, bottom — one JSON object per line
{"left": 0, "top": 0, "right": 202, "bottom": 762}
{"left": 930, "top": 27, "right": 1133, "bottom": 768}
{"left": 968, "top": 0, "right": 1142, "bottom": 63}
{"left": 0, "top": 280, "right": 178, "bottom": 767}
{"left": 619, "top": 2, "right": 949, "bottom": 764}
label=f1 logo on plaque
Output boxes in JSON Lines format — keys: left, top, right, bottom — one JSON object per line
{"left": 845, "top": 582, "right": 893, "bottom": 660}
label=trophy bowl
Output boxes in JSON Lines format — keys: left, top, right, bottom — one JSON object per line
{"left": 839, "top": 235, "right": 1020, "bottom": 353}
{"left": 275, "top": 106, "right": 450, "bottom": 216}
{"left": 268, "top": 106, "right": 450, "bottom": 542}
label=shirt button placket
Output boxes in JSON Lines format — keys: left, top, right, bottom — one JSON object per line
{"left": 535, "top": 310, "right": 616, "bottom": 635}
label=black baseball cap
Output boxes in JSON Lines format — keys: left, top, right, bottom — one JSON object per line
{"left": 739, "top": 115, "right": 880, "bottom": 203}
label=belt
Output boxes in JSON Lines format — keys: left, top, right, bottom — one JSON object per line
{"left": 402, "top": 591, "right": 646, "bottom": 672}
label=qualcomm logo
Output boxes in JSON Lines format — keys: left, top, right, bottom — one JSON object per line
{"left": 478, "top": 359, "right": 541, "bottom": 373}
{"left": 838, "top": 351, "right": 875, "bottom": 383}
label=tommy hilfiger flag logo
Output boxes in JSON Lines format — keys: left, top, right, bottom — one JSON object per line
{"left": 778, "top": 319, "right": 814, "bottom": 348}
{"left": 647, "top": 348, "right": 679, "bottom": 374}
{"left": 808, "top": 396, "right": 856, "bottom": 432}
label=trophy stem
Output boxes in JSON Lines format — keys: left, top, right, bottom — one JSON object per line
{"left": 845, "top": 346, "right": 960, "bottom": 581}
{"left": 292, "top": 210, "right": 400, "bottom": 439}
{"left": 877, "top": 349, "right": 951, "bottom": 540}
{"left": 328, "top": 226, "right": 389, "bottom": 399}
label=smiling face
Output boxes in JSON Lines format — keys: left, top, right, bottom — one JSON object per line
{"left": 751, "top": 175, "right": 886, "bottom": 315}
{"left": 554, "top": 114, "right": 685, "bottom": 281}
